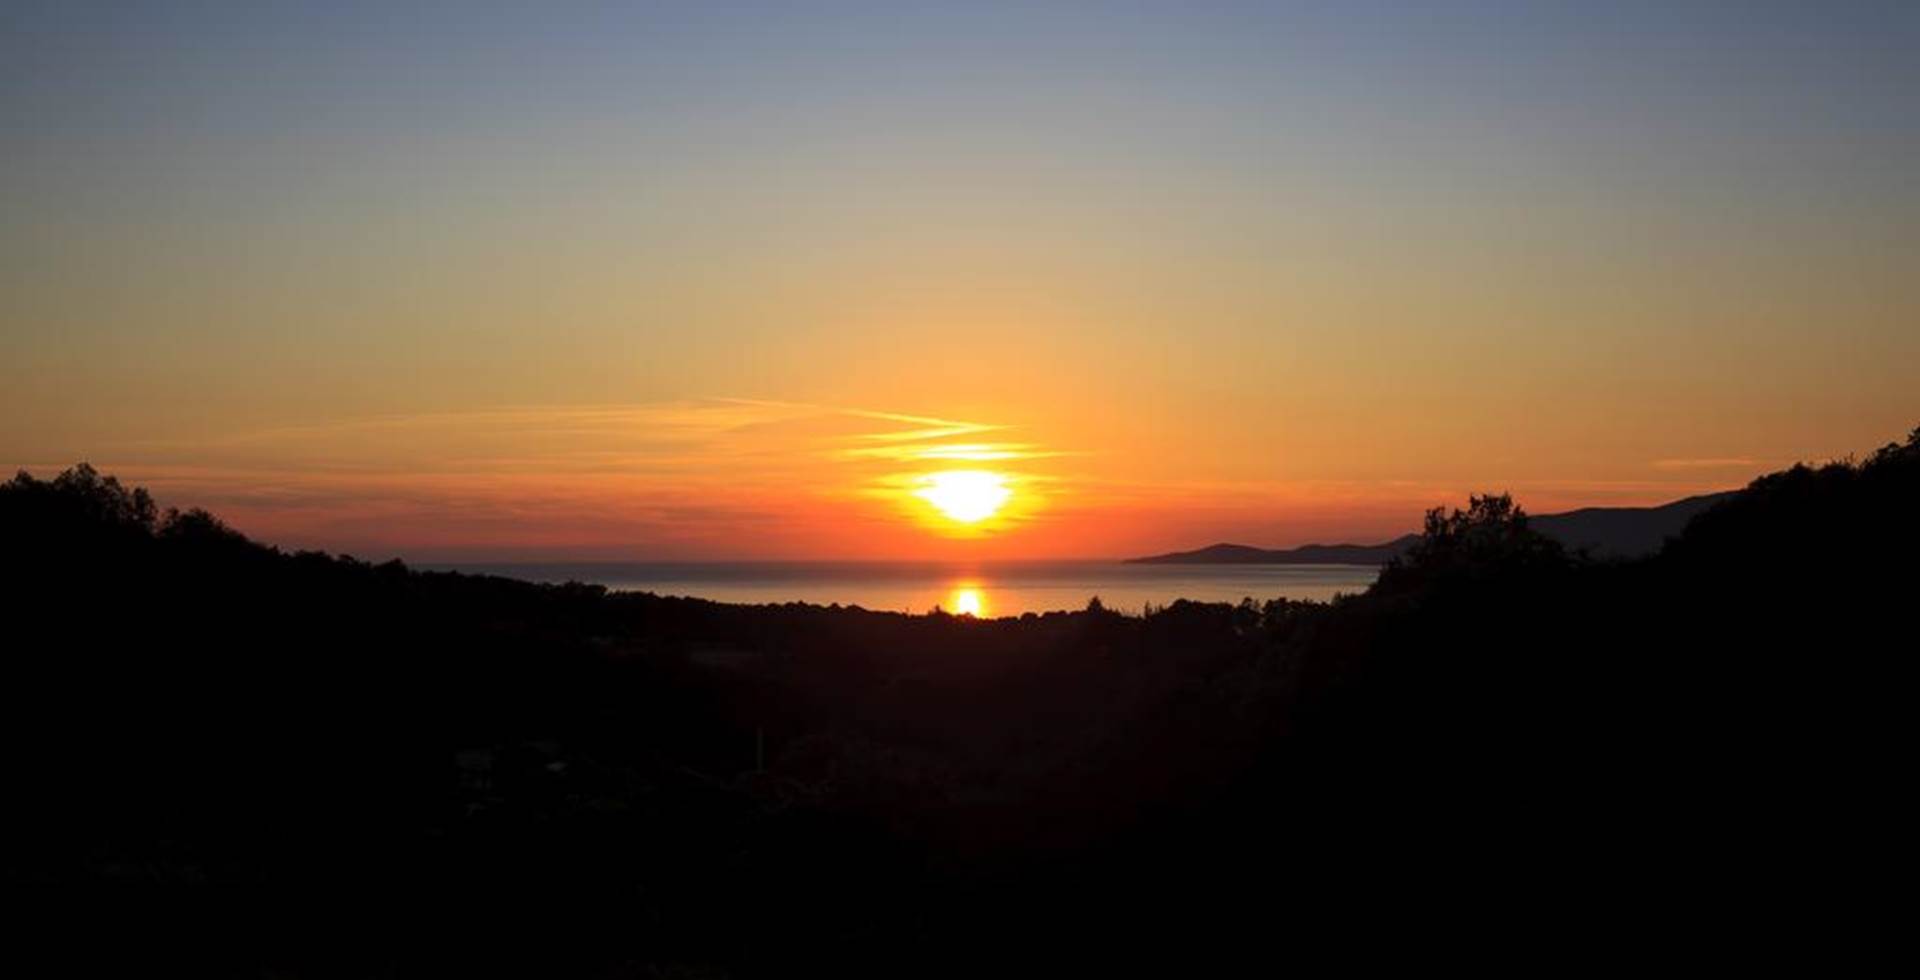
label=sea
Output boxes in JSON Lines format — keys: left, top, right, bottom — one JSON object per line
{"left": 426, "top": 561, "right": 1382, "bottom": 618}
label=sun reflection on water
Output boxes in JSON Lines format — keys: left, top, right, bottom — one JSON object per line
{"left": 948, "top": 585, "right": 987, "bottom": 618}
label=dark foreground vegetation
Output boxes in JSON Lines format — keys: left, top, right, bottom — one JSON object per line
{"left": 6, "top": 427, "right": 1916, "bottom": 974}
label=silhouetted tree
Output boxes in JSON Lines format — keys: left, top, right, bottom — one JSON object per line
{"left": 1373, "top": 492, "right": 1567, "bottom": 593}
{"left": 5, "top": 463, "right": 157, "bottom": 535}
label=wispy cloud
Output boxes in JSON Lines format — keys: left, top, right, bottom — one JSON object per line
{"left": 23, "top": 399, "right": 1069, "bottom": 558}
{"left": 837, "top": 410, "right": 1006, "bottom": 445}
{"left": 108, "top": 400, "right": 1035, "bottom": 474}
{"left": 1651, "top": 457, "right": 1760, "bottom": 471}
{"left": 840, "top": 441, "right": 1074, "bottom": 463}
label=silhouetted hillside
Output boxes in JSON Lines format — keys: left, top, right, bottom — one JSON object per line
{"left": 1127, "top": 491, "right": 1741, "bottom": 563}
{"left": 5, "top": 428, "right": 1915, "bottom": 975}
{"left": 1530, "top": 490, "right": 1737, "bottom": 557}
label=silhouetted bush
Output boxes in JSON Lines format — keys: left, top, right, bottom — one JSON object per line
{"left": 1373, "top": 492, "right": 1568, "bottom": 593}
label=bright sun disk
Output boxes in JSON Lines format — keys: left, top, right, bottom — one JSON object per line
{"left": 914, "top": 470, "right": 1012, "bottom": 524}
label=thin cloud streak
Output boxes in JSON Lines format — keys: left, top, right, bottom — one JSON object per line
{"left": 6, "top": 399, "right": 1078, "bottom": 559}
{"left": 1652, "top": 458, "right": 1762, "bottom": 471}
{"left": 7, "top": 399, "right": 1763, "bottom": 561}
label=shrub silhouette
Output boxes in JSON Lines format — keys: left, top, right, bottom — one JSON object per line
{"left": 1373, "top": 492, "right": 1567, "bottom": 593}
{"left": 5, "top": 462, "right": 156, "bottom": 544}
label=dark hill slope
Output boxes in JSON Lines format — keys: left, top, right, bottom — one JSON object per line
{"left": 1531, "top": 491, "right": 1736, "bottom": 557}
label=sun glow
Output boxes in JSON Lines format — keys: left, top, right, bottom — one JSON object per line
{"left": 914, "top": 470, "right": 1013, "bottom": 524}
{"left": 948, "top": 586, "right": 987, "bottom": 618}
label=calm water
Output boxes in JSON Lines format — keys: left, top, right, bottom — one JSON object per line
{"left": 429, "top": 561, "right": 1382, "bottom": 617}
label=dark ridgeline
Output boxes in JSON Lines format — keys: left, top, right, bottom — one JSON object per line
{"left": 4, "top": 428, "right": 1915, "bottom": 974}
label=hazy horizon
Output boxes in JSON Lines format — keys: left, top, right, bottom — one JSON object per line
{"left": 420, "top": 558, "right": 1383, "bottom": 617}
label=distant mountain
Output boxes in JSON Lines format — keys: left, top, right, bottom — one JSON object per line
{"left": 1127, "top": 537, "right": 1420, "bottom": 566}
{"left": 1126, "top": 491, "right": 1740, "bottom": 564}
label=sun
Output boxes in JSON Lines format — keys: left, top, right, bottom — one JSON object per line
{"left": 914, "top": 470, "right": 1012, "bottom": 524}
{"left": 949, "top": 586, "right": 987, "bottom": 617}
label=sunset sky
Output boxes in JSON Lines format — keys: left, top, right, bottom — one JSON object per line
{"left": 4, "top": 2, "right": 1916, "bottom": 560}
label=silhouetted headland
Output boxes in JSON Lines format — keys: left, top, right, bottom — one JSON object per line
{"left": 1126, "top": 537, "right": 1421, "bottom": 565}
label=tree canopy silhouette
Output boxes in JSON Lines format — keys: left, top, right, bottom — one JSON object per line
{"left": 1373, "top": 492, "right": 1567, "bottom": 593}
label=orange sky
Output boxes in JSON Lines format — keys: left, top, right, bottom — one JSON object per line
{"left": 4, "top": 397, "right": 1899, "bottom": 561}
{"left": 3, "top": 5, "right": 1915, "bottom": 560}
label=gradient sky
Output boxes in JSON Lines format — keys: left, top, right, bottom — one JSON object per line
{"left": 4, "top": 2, "right": 1916, "bottom": 559}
